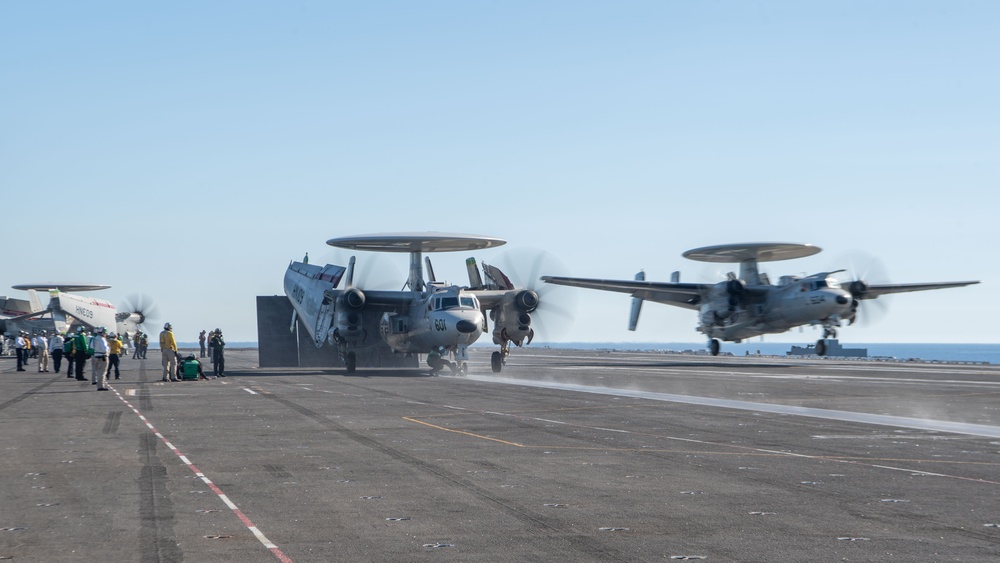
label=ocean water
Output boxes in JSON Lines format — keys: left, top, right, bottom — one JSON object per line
{"left": 537, "top": 342, "right": 1000, "bottom": 364}
{"left": 168, "top": 341, "right": 999, "bottom": 364}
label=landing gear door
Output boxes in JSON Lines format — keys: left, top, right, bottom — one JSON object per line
{"left": 378, "top": 313, "right": 410, "bottom": 342}
{"left": 315, "top": 296, "right": 335, "bottom": 347}
{"left": 380, "top": 313, "right": 409, "bottom": 337}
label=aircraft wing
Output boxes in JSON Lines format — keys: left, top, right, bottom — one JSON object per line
{"left": 468, "top": 289, "right": 514, "bottom": 310}
{"left": 858, "top": 280, "right": 980, "bottom": 300}
{"left": 2, "top": 309, "right": 52, "bottom": 322}
{"left": 541, "top": 276, "right": 710, "bottom": 310}
{"left": 348, "top": 290, "right": 419, "bottom": 311}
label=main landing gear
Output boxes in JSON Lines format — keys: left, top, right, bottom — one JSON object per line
{"left": 815, "top": 325, "right": 839, "bottom": 357}
{"left": 709, "top": 339, "right": 721, "bottom": 356}
{"left": 491, "top": 340, "right": 515, "bottom": 373}
{"left": 345, "top": 351, "right": 357, "bottom": 374}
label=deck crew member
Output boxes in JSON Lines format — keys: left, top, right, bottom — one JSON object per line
{"left": 160, "top": 323, "right": 179, "bottom": 382}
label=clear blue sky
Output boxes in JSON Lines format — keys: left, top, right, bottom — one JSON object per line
{"left": 2, "top": 2, "right": 995, "bottom": 344}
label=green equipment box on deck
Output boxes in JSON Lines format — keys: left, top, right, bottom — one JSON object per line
{"left": 181, "top": 360, "right": 201, "bottom": 380}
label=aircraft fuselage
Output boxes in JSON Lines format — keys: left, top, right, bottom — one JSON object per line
{"left": 699, "top": 275, "right": 853, "bottom": 342}
{"left": 284, "top": 260, "right": 486, "bottom": 361}
{"left": 379, "top": 291, "right": 484, "bottom": 359}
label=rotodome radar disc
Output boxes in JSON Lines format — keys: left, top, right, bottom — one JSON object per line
{"left": 682, "top": 243, "right": 821, "bottom": 263}
{"left": 327, "top": 232, "right": 506, "bottom": 253}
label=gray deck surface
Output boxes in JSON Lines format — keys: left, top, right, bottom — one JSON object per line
{"left": 2, "top": 348, "right": 999, "bottom": 562}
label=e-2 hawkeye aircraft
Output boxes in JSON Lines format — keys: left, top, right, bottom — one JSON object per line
{"left": 542, "top": 242, "right": 979, "bottom": 356}
{"left": 284, "top": 233, "right": 552, "bottom": 374}
{"left": 0, "top": 284, "right": 156, "bottom": 337}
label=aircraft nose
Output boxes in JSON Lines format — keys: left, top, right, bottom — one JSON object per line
{"left": 836, "top": 294, "right": 850, "bottom": 305}
{"left": 456, "top": 320, "right": 479, "bottom": 334}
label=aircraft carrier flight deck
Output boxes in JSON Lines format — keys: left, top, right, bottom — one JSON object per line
{"left": 3, "top": 348, "right": 1000, "bottom": 562}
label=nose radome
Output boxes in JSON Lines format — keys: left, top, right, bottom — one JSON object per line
{"left": 455, "top": 320, "right": 479, "bottom": 333}
{"left": 836, "top": 294, "right": 850, "bottom": 305}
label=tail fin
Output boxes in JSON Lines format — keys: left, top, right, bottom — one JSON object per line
{"left": 27, "top": 289, "right": 44, "bottom": 313}
{"left": 628, "top": 270, "right": 645, "bottom": 331}
{"left": 466, "top": 258, "right": 484, "bottom": 289}
{"left": 425, "top": 257, "right": 437, "bottom": 283}
{"left": 345, "top": 256, "right": 356, "bottom": 288}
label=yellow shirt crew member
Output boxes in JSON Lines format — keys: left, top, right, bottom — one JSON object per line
{"left": 159, "top": 322, "right": 179, "bottom": 382}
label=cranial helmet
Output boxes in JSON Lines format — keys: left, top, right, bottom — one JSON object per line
{"left": 77, "top": 326, "right": 85, "bottom": 333}
{"left": 164, "top": 322, "right": 172, "bottom": 330}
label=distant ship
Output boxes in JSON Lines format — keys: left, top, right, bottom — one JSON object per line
{"left": 788, "top": 339, "right": 867, "bottom": 358}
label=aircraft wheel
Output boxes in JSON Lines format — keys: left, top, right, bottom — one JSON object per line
{"left": 709, "top": 339, "right": 720, "bottom": 356}
{"left": 491, "top": 351, "right": 503, "bottom": 373}
{"left": 815, "top": 339, "right": 827, "bottom": 357}
{"left": 346, "top": 351, "right": 357, "bottom": 373}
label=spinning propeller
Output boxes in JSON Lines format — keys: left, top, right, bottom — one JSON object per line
{"left": 488, "top": 248, "right": 577, "bottom": 342}
{"left": 833, "top": 251, "right": 892, "bottom": 326}
{"left": 119, "top": 293, "right": 161, "bottom": 332}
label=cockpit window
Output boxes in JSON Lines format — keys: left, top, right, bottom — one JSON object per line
{"left": 433, "top": 294, "right": 478, "bottom": 310}
{"left": 824, "top": 277, "right": 840, "bottom": 289}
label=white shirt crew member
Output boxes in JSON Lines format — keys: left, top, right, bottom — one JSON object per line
{"left": 92, "top": 335, "right": 110, "bottom": 357}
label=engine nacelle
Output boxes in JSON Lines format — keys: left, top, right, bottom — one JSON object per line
{"left": 848, "top": 280, "right": 868, "bottom": 297}
{"left": 492, "top": 291, "right": 536, "bottom": 346}
{"left": 341, "top": 288, "right": 366, "bottom": 310}
{"left": 726, "top": 279, "right": 747, "bottom": 308}
{"left": 700, "top": 301, "right": 732, "bottom": 328}
{"left": 333, "top": 288, "right": 367, "bottom": 344}
{"left": 514, "top": 290, "right": 539, "bottom": 312}
{"left": 727, "top": 279, "right": 746, "bottom": 296}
